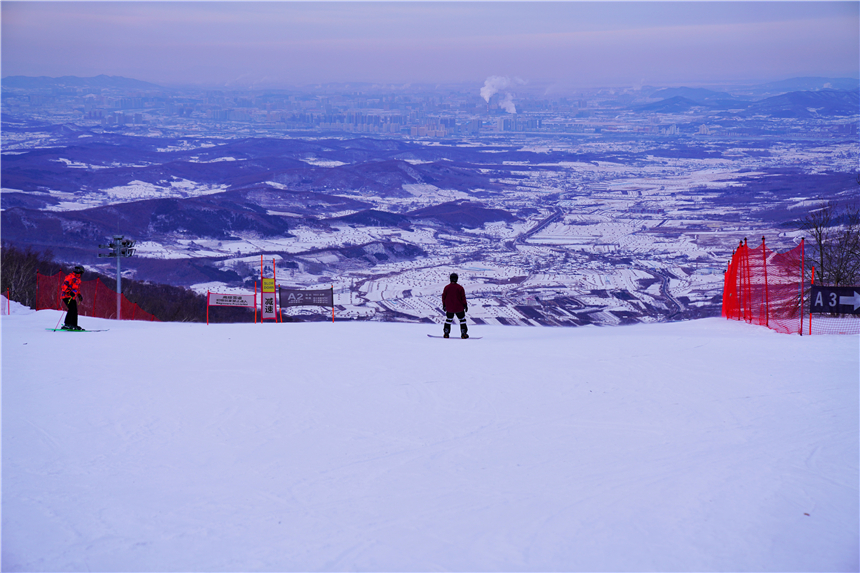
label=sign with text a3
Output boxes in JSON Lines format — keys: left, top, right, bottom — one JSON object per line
{"left": 810, "top": 285, "right": 860, "bottom": 314}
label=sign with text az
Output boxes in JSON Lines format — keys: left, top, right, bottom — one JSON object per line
{"left": 810, "top": 285, "right": 860, "bottom": 314}
{"left": 280, "top": 288, "right": 333, "bottom": 308}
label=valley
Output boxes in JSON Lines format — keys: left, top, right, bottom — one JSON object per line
{"left": 2, "top": 79, "right": 857, "bottom": 325}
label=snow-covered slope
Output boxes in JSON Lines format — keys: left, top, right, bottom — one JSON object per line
{"left": 2, "top": 309, "right": 858, "bottom": 571}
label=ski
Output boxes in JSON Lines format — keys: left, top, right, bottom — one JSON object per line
{"left": 45, "top": 328, "right": 109, "bottom": 333}
{"left": 427, "top": 334, "right": 482, "bottom": 339}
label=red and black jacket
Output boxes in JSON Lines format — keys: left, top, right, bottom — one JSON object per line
{"left": 61, "top": 273, "right": 81, "bottom": 300}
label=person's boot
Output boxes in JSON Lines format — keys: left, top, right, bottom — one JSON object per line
{"left": 443, "top": 323, "right": 451, "bottom": 338}
{"left": 460, "top": 324, "right": 469, "bottom": 339}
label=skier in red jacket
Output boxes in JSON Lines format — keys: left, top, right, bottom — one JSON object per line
{"left": 61, "top": 265, "right": 85, "bottom": 330}
{"left": 441, "top": 272, "right": 469, "bottom": 339}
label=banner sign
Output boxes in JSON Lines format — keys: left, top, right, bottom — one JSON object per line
{"left": 262, "top": 279, "right": 277, "bottom": 320}
{"left": 207, "top": 287, "right": 257, "bottom": 325}
{"left": 280, "top": 287, "right": 334, "bottom": 308}
{"left": 209, "top": 293, "right": 255, "bottom": 308}
{"left": 810, "top": 285, "right": 860, "bottom": 314}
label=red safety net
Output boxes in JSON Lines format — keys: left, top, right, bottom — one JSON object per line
{"left": 36, "top": 271, "right": 158, "bottom": 322}
{"left": 722, "top": 238, "right": 859, "bottom": 335}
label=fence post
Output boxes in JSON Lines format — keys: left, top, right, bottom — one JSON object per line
{"left": 274, "top": 258, "right": 281, "bottom": 323}
{"left": 800, "top": 238, "right": 805, "bottom": 336}
{"left": 744, "top": 237, "right": 752, "bottom": 324}
{"left": 809, "top": 265, "right": 814, "bottom": 336}
{"left": 736, "top": 242, "right": 744, "bottom": 321}
{"left": 744, "top": 237, "right": 753, "bottom": 324}
{"left": 742, "top": 239, "right": 751, "bottom": 322}
{"left": 259, "top": 254, "right": 263, "bottom": 322}
{"left": 762, "top": 236, "right": 769, "bottom": 327}
{"left": 739, "top": 240, "right": 746, "bottom": 321}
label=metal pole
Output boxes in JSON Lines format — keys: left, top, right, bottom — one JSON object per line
{"left": 99, "top": 235, "right": 134, "bottom": 321}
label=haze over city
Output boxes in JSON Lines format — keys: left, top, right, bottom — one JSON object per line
{"left": 2, "top": 1, "right": 858, "bottom": 89}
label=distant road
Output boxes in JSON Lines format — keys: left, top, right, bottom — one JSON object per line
{"left": 516, "top": 208, "right": 564, "bottom": 245}
{"left": 655, "top": 270, "right": 684, "bottom": 319}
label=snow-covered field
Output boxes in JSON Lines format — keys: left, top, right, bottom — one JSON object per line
{"left": 2, "top": 303, "right": 858, "bottom": 571}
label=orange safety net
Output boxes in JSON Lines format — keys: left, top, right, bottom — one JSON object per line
{"left": 36, "top": 271, "right": 158, "bottom": 322}
{"left": 722, "top": 238, "right": 858, "bottom": 335}
{"left": 723, "top": 238, "right": 805, "bottom": 334}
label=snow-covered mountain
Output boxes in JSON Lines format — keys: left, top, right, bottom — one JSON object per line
{"left": 3, "top": 304, "right": 857, "bottom": 571}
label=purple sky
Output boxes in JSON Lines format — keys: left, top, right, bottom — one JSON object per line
{"left": 2, "top": 2, "right": 858, "bottom": 89}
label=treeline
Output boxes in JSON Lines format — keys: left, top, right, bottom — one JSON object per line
{"left": 0, "top": 244, "right": 65, "bottom": 308}
{"left": 800, "top": 200, "right": 860, "bottom": 287}
{"left": 1, "top": 243, "right": 254, "bottom": 323}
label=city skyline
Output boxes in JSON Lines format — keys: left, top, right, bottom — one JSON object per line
{"left": 2, "top": 1, "right": 858, "bottom": 90}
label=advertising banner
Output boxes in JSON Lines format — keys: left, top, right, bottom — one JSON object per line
{"left": 280, "top": 287, "right": 334, "bottom": 308}
{"left": 206, "top": 286, "right": 257, "bottom": 325}
{"left": 209, "top": 293, "right": 255, "bottom": 308}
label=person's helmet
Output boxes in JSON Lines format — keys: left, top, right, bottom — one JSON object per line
{"left": 450, "top": 273, "right": 458, "bottom": 283}
{"left": 74, "top": 265, "right": 84, "bottom": 275}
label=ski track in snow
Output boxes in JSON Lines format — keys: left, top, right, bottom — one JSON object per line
{"left": 1, "top": 305, "right": 858, "bottom": 571}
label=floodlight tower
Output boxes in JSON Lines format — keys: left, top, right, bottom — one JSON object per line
{"left": 98, "top": 235, "right": 136, "bottom": 319}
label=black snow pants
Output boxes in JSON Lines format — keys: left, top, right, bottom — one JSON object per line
{"left": 444, "top": 311, "right": 467, "bottom": 336}
{"left": 63, "top": 297, "right": 78, "bottom": 328}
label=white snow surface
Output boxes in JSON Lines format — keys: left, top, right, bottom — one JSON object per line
{"left": 2, "top": 309, "right": 858, "bottom": 572}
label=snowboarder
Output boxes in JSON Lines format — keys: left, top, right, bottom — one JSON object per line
{"left": 61, "top": 266, "right": 85, "bottom": 331}
{"left": 442, "top": 272, "right": 469, "bottom": 339}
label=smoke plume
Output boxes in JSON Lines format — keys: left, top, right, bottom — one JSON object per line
{"left": 480, "top": 76, "right": 511, "bottom": 102}
{"left": 480, "top": 76, "right": 519, "bottom": 114}
{"left": 499, "top": 93, "right": 517, "bottom": 114}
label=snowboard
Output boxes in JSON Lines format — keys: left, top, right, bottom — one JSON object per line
{"left": 427, "top": 334, "right": 482, "bottom": 339}
{"left": 46, "top": 328, "right": 109, "bottom": 333}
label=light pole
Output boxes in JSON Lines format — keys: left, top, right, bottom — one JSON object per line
{"left": 98, "top": 235, "right": 135, "bottom": 319}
